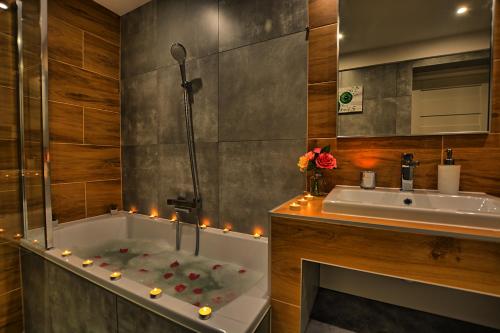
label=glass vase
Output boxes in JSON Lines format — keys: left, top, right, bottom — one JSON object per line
{"left": 310, "top": 172, "right": 324, "bottom": 196}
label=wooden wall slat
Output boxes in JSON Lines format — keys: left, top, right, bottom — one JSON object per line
{"left": 48, "top": 60, "right": 120, "bottom": 112}
{"left": 50, "top": 143, "right": 121, "bottom": 183}
{"left": 48, "top": 0, "right": 120, "bottom": 45}
{"left": 308, "top": 24, "right": 337, "bottom": 84}
{"left": 271, "top": 300, "right": 300, "bottom": 333}
{"left": 48, "top": 15, "right": 83, "bottom": 67}
{"left": 84, "top": 108, "right": 120, "bottom": 146}
{"left": 0, "top": 87, "right": 17, "bottom": 140}
{"left": 0, "top": 242, "right": 20, "bottom": 295}
{"left": 308, "top": 82, "right": 337, "bottom": 138}
{"left": 49, "top": 102, "right": 84, "bottom": 144}
{"left": 83, "top": 33, "right": 120, "bottom": 79}
{"left": 51, "top": 183, "right": 86, "bottom": 223}
{"left": 86, "top": 180, "right": 122, "bottom": 216}
{"left": 0, "top": 33, "right": 16, "bottom": 88}
{"left": 0, "top": 288, "right": 23, "bottom": 331}
{"left": 308, "top": 0, "right": 337, "bottom": 29}
{"left": 491, "top": 60, "right": 500, "bottom": 133}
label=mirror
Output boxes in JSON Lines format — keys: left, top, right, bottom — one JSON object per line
{"left": 337, "top": 0, "right": 494, "bottom": 137}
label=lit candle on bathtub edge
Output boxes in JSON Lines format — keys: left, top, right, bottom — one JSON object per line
{"left": 82, "top": 259, "right": 93, "bottom": 267}
{"left": 61, "top": 250, "right": 72, "bottom": 257}
{"left": 110, "top": 272, "right": 122, "bottom": 281}
{"left": 289, "top": 202, "right": 301, "bottom": 211}
{"left": 297, "top": 198, "right": 308, "bottom": 206}
{"left": 223, "top": 227, "right": 230, "bottom": 233}
{"left": 149, "top": 288, "right": 162, "bottom": 299}
{"left": 304, "top": 193, "right": 314, "bottom": 201}
{"left": 198, "top": 306, "right": 212, "bottom": 320}
{"left": 253, "top": 232, "right": 262, "bottom": 239}
{"left": 200, "top": 224, "right": 207, "bottom": 230}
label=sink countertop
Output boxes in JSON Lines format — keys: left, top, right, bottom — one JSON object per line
{"left": 270, "top": 194, "right": 500, "bottom": 242}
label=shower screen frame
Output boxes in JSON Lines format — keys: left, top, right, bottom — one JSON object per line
{"left": 16, "top": 0, "right": 53, "bottom": 249}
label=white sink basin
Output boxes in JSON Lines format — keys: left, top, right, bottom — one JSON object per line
{"left": 323, "top": 186, "right": 500, "bottom": 230}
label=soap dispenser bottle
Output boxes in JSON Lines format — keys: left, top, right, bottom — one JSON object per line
{"left": 438, "top": 148, "right": 461, "bottom": 195}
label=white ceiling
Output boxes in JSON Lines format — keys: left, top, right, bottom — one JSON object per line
{"left": 94, "top": 0, "right": 151, "bottom": 16}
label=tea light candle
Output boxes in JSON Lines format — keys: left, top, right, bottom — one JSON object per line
{"left": 223, "top": 227, "right": 230, "bottom": 233}
{"left": 253, "top": 232, "right": 262, "bottom": 239}
{"left": 289, "top": 202, "right": 301, "bottom": 211}
{"left": 32, "top": 239, "right": 39, "bottom": 244}
{"left": 13, "top": 233, "right": 22, "bottom": 240}
{"left": 82, "top": 259, "right": 93, "bottom": 267}
{"left": 110, "top": 272, "right": 122, "bottom": 281}
{"left": 61, "top": 250, "right": 72, "bottom": 257}
{"left": 200, "top": 224, "right": 207, "bottom": 229}
{"left": 198, "top": 306, "right": 212, "bottom": 320}
{"left": 0, "top": 228, "right": 4, "bottom": 233}
{"left": 149, "top": 288, "right": 162, "bottom": 299}
{"left": 304, "top": 193, "right": 314, "bottom": 201}
{"left": 297, "top": 198, "right": 308, "bottom": 206}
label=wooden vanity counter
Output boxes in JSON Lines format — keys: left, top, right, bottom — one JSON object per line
{"left": 269, "top": 195, "right": 500, "bottom": 333}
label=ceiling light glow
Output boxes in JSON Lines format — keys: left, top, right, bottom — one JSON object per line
{"left": 0, "top": 2, "right": 8, "bottom": 10}
{"left": 456, "top": 6, "right": 468, "bottom": 15}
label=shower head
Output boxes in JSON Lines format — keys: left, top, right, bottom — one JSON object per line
{"left": 170, "top": 43, "right": 187, "bottom": 65}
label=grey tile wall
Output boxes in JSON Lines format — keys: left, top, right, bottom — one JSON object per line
{"left": 219, "top": 0, "right": 308, "bottom": 51}
{"left": 122, "top": 0, "right": 307, "bottom": 233}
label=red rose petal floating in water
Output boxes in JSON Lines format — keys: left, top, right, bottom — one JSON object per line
{"left": 100, "top": 262, "right": 109, "bottom": 268}
{"left": 212, "top": 296, "right": 223, "bottom": 304}
{"left": 192, "top": 302, "right": 201, "bottom": 307}
{"left": 170, "top": 260, "right": 180, "bottom": 268}
{"left": 139, "top": 268, "right": 149, "bottom": 273}
{"left": 193, "top": 288, "right": 203, "bottom": 294}
{"left": 188, "top": 273, "right": 200, "bottom": 281}
{"left": 163, "top": 272, "right": 173, "bottom": 280}
{"left": 238, "top": 269, "right": 246, "bottom": 274}
{"left": 119, "top": 248, "right": 128, "bottom": 253}
{"left": 212, "top": 264, "right": 222, "bottom": 270}
{"left": 94, "top": 255, "right": 102, "bottom": 259}
{"left": 175, "top": 284, "right": 186, "bottom": 293}
{"left": 142, "top": 253, "right": 149, "bottom": 257}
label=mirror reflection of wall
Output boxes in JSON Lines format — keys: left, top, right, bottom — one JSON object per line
{"left": 337, "top": 0, "right": 493, "bottom": 138}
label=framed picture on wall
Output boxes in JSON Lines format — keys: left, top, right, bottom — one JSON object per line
{"left": 338, "top": 85, "right": 363, "bottom": 114}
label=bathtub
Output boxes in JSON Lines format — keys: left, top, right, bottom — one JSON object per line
{"left": 22, "top": 213, "right": 269, "bottom": 333}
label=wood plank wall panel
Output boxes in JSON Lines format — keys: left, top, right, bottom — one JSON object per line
{"left": 309, "top": 0, "right": 337, "bottom": 29}
{"left": 51, "top": 183, "right": 86, "bottom": 223}
{"left": 50, "top": 144, "right": 121, "bottom": 183}
{"left": 48, "top": 16, "right": 83, "bottom": 67}
{"left": 86, "top": 180, "right": 122, "bottom": 217}
{"left": 0, "top": 33, "right": 16, "bottom": 88}
{"left": 306, "top": 0, "right": 500, "bottom": 197}
{"left": 0, "top": 242, "right": 20, "bottom": 296}
{"left": 49, "top": 102, "right": 84, "bottom": 143}
{"left": 48, "top": 0, "right": 120, "bottom": 45}
{"left": 271, "top": 300, "right": 301, "bottom": 333}
{"left": 84, "top": 108, "right": 120, "bottom": 146}
{"left": 271, "top": 216, "right": 500, "bottom": 332}
{"left": 83, "top": 33, "right": 120, "bottom": 80}
{"left": 0, "top": 87, "right": 17, "bottom": 140}
{"left": 0, "top": 288, "right": 23, "bottom": 332}
{"left": 48, "top": 0, "right": 121, "bottom": 223}
{"left": 308, "top": 82, "right": 337, "bottom": 138}
{"left": 308, "top": 24, "right": 337, "bottom": 84}
{"left": 49, "top": 60, "right": 119, "bottom": 112}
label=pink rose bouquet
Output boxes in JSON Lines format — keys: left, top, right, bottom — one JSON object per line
{"left": 297, "top": 145, "right": 337, "bottom": 172}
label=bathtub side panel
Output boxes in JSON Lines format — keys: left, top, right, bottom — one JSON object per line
{"left": 21, "top": 249, "right": 118, "bottom": 333}
{"left": 117, "top": 297, "right": 195, "bottom": 333}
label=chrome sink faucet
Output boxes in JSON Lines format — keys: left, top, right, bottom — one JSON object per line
{"left": 401, "top": 153, "right": 419, "bottom": 192}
